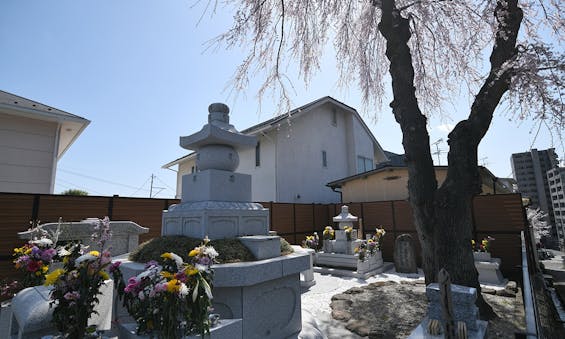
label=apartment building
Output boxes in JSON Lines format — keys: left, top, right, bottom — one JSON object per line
{"left": 547, "top": 167, "right": 565, "bottom": 247}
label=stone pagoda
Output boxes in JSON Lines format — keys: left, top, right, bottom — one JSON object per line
{"left": 162, "top": 103, "right": 270, "bottom": 241}
{"left": 156, "top": 103, "right": 309, "bottom": 338}
{"left": 315, "top": 205, "right": 388, "bottom": 278}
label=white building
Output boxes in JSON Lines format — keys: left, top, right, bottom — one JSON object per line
{"left": 163, "top": 96, "right": 388, "bottom": 203}
{"left": 547, "top": 167, "right": 565, "bottom": 247}
{"left": 0, "top": 90, "right": 89, "bottom": 194}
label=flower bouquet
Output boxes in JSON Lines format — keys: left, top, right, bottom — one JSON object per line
{"left": 322, "top": 226, "right": 334, "bottom": 240}
{"left": 5, "top": 219, "right": 60, "bottom": 294}
{"left": 372, "top": 227, "right": 386, "bottom": 250}
{"left": 114, "top": 238, "right": 218, "bottom": 339}
{"left": 344, "top": 226, "right": 353, "bottom": 241}
{"left": 45, "top": 217, "right": 114, "bottom": 338}
{"left": 302, "top": 233, "right": 319, "bottom": 250}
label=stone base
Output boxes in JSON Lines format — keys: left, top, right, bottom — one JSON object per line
{"left": 408, "top": 317, "right": 488, "bottom": 339}
{"left": 113, "top": 251, "right": 310, "bottom": 339}
{"left": 118, "top": 319, "right": 243, "bottom": 339}
{"left": 473, "top": 252, "right": 491, "bottom": 261}
{"left": 313, "top": 262, "right": 394, "bottom": 279}
{"left": 181, "top": 170, "right": 251, "bottom": 202}
{"left": 239, "top": 235, "right": 280, "bottom": 260}
{"left": 475, "top": 258, "right": 508, "bottom": 286}
{"left": 162, "top": 201, "right": 269, "bottom": 240}
{"left": 9, "top": 281, "right": 113, "bottom": 338}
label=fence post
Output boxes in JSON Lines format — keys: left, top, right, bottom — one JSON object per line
{"left": 107, "top": 195, "right": 115, "bottom": 220}
{"left": 32, "top": 194, "right": 40, "bottom": 222}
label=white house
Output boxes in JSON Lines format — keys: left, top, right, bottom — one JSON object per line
{"left": 0, "top": 90, "right": 90, "bottom": 194}
{"left": 163, "top": 96, "right": 388, "bottom": 203}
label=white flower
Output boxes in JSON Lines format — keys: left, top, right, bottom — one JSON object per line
{"left": 168, "top": 252, "right": 184, "bottom": 269}
{"left": 75, "top": 253, "right": 97, "bottom": 265}
{"left": 195, "top": 264, "right": 208, "bottom": 272}
{"left": 31, "top": 238, "right": 53, "bottom": 247}
{"left": 203, "top": 246, "right": 219, "bottom": 259}
{"left": 58, "top": 248, "right": 71, "bottom": 257}
{"left": 179, "top": 283, "right": 189, "bottom": 297}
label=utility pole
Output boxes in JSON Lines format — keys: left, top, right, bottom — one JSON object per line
{"left": 431, "top": 138, "right": 445, "bottom": 165}
{"left": 149, "top": 174, "right": 165, "bottom": 198}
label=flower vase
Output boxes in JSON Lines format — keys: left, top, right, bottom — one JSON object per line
{"left": 323, "top": 240, "right": 333, "bottom": 253}
{"left": 357, "top": 259, "right": 370, "bottom": 274}
{"left": 473, "top": 251, "right": 491, "bottom": 261}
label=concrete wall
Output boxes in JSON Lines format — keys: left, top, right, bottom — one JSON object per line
{"left": 0, "top": 113, "right": 58, "bottom": 193}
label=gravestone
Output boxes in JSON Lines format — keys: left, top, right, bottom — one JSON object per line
{"left": 393, "top": 234, "right": 418, "bottom": 274}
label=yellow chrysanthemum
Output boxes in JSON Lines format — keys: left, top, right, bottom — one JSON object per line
{"left": 25, "top": 248, "right": 32, "bottom": 255}
{"left": 99, "top": 271, "right": 109, "bottom": 280}
{"left": 185, "top": 265, "right": 199, "bottom": 276}
{"left": 188, "top": 249, "right": 200, "bottom": 257}
{"left": 161, "top": 252, "right": 172, "bottom": 260}
{"left": 41, "top": 265, "right": 49, "bottom": 273}
{"left": 166, "top": 279, "right": 180, "bottom": 293}
{"left": 44, "top": 268, "right": 64, "bottom": 286}
{"left": 161, "top": 271, "right": 174, "bottom": 279}
{"left": 89, "top": 250, "right": 100, "bottom": 257}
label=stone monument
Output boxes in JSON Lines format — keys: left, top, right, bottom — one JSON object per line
{"left": 118, "top": 103, "right": 310, "bottom": 339}
{"left": 314, "top": 205, "right": 389, "bottom": 278}
{"left": 162, "top": 103, "right": 270, "bottom": 240}
{"left": 473, "top": 252, "right": 508, "bottom": 286}
{"left": 393, "top": 233, "right": 418, "bottom": 274}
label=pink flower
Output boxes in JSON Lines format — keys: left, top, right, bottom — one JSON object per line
{"left": 64, "top": 291, "right": 80, "bottom": 301}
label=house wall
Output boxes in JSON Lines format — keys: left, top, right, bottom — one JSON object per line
{"left": 236, "top": 130, "right": 276, "bottom": 202}
{"left": 341, "top": 168, "right": 497, "bottom": 202}
{"left": 0, "top": 113, "right": 58, "bottom": 193}
{"left": 273, "top": 104, "right": 350, "bottom": 203}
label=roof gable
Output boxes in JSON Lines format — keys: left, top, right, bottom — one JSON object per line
{"left": 0, "top": 90, "right": 90, "bottom": 159}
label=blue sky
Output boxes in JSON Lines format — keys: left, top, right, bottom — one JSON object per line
{"left": 1, "top": 1, "right": 561, "bottom": 198}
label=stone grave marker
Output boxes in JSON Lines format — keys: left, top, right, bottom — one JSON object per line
{"left": 393, "top": 233, "right": 418, "bottom": 274}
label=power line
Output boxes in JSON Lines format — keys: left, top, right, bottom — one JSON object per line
{"left": 59, "top": 168, "right": 150, "bottom": 192}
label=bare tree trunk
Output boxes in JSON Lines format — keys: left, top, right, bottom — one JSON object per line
{"left": 377, "top": 0, "right": 523, "bottom": 319}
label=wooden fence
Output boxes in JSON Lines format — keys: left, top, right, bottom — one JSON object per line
{"left": 0, "top": 192, "right": 526, "bottom": 281}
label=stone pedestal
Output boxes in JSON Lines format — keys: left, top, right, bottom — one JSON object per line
{"left": 18, "top": 220, "right": 148, "bottom": 257}
{"left": 409, "top": 283, "right": 488, "bottom": 339}
{"left": 9, "top": 281, "right": 113, "bottom": 339}
{"left": 473, "top": 252, "right": 507, "bottom": 286}
{"left": 475, "top": 258, "right": 508, "bottom": 286}
{"left": 162, "top": 201, "right": 269, "bottom": 240}
{"left": 118, "top": 319, "right": 243, "bottom": 339}
{"left": 114, "top": 251, "right": 310, "bottom": 339}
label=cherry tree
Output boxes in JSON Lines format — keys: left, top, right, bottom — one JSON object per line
{"left": 206, "top": 0, "right": 564, "bottom": 317}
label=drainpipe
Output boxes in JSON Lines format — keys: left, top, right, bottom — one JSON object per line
{"left": 329, "top": 186, "right": 343, "bottom": 203}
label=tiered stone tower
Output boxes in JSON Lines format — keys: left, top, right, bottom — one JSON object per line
{"left": 162, "top": 103, "right": 269, "bottom": 240}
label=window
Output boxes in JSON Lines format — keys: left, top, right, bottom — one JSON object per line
{"left": 191, "top": 166, "right": 195, "bottom": 173}
{"left": 331, "top": 108, "right": 337, "bottom": 126}
{"left": 255, "top": 141, "right": 261, "bottom": 167}
{"left": 357, "top": 156, "right": 374, "bottom": 173}
{"left": 322, "top": 150, "right": 327, "bottom": 167}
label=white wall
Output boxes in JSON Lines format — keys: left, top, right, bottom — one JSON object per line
{"left": 236, "top": 130, "right": 276, "bottom": 202}
{"left": 273, "top": 103, "right": 349, "bottom": 203}
{"left": 0, "top": 113, "right": 58, "bottom": 193}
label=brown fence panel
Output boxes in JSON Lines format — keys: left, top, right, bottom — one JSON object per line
{"left": 473, "top": 194, "right": 525, "bottom": 232}
{"left": 362, "top": 201, "right": 394, "bottom": 232}
{"left": 271, "top": 203, "right": 294, "bottom": 235}
{"left": 37, "top": 195, "right": 110, "bottom": 223}
{"left": 392, "top": 200, "right": 416, "bottom": 232}
{"left": 294, "top": 204, "right": 314, "bottom": 233}
{"left": 112, "top": 197, "right": 173, "bottom": 243}
{"left": 313, "top": 204, "right": 331, "bottom": 232}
